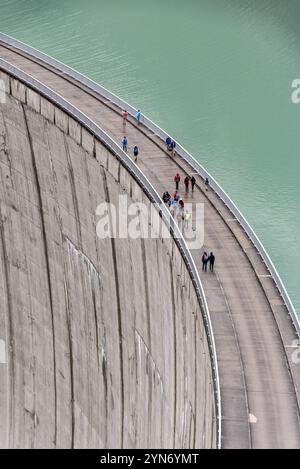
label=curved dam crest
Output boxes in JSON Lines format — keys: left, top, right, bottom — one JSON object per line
{"left": 0, "top": 35, "right": 300, "bottom": 449}
{"left": 0, "top": 69, "right": 216, "bottom": 449}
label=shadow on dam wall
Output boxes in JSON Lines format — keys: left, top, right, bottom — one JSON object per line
{"left": 0, "top": 75, "right": 216, "bottom": 448}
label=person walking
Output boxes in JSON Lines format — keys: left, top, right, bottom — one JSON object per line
{"left": 122, "top": 136, "right": 128, "bottom": 152}
{"left": 202, "top": 252, "right": 209, "bottom": 272}
{"left": 209, "top": 252, "right": 215, "bottom": 272}
{"left": 174, "top": 173, "right": 181, "bottom": 191}
{"left": 122, "top": 110, "right": 128, "bottom": 126}
{"left": 166, "top": 136, "right": 172, "bottom": 150}
{"left": 170, "top": 139, "right": 176, "bottom": 156}
{"left": 135, "top": 109, "right": 141, "bottom": 124}
{"left": 173, "top": 191, "right": 180, "bottom": 201}
{"left": 178, "top": 199, "right": 184, "bottom": 227}
{"left": 176, "top": 210, "right": 183, "bottom": 228}
{"left": 133, "top": 145, "right": 139, "bottom": 162}
{"left": 191, "top": 175, "right": 196, "bottom": 192}
{"left": 185, "top": 210, "right": 191, "bottom": 229}
{"left": 162, "top": 191, "right": 171, "bottom": 205}
{"left": 184, "top": 175, "right": 190, "bottom": 193}
{"left": 171, "top": 198, "right": 177, "bottom": 215}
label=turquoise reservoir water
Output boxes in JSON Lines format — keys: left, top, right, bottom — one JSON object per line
{"left": 1, "top": 0, "right": 299, "bottom": 314}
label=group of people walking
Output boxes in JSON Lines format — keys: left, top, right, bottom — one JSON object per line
{"left": 202, "top": 252, "right": 216, "bottom": 273}
{"left": 122, "top": 109, "right": 141, "bottom": 126}
{"left": 173, "top": 172, "right": 217, "bottom": 272}
{"left": 122, "top": 109, "right": 142, "bottom": 161}
{"left": 165, "top": 136, "right": 177, "bottom": 155}
{"left": 174, "top": 173, "right": 196, "bottom": 193}
{"left": 162, "top": 190, "right": 191, "bottom": 229}
{"left": 122, "top": 136, "right": 140, "bottom": 162}
{"left": 121, "top": 110, "right": 217, "bottom": 273}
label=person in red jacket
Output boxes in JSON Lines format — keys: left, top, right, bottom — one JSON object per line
{"left": 184, "top": 175, "right": 190, "bottom": 193}
{"left": 174, "top": 173, "right": 180, "bottom": 190}
{"left": 122, "top": 110, "right": 128, "bottom": 126}
{"left": 173, "top": 191, "right": 180, "bottom": 201}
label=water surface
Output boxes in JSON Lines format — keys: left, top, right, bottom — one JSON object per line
{"left": 1, "top": 0, "right": 299, "bottom": 313}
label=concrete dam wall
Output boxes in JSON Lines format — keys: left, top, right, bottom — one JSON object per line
{"left": 0, "top": 72, "right": 216, "bottom": 448}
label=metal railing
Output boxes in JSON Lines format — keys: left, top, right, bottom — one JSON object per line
{"left": 0, "top": 31, "right": 298, "bottom": 339}
{"left": 0, "top": 56, "right": 222, "bottom": 449}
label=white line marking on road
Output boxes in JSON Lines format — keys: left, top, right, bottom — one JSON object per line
{"left": 258, "top": 274, "right": 272, "bottom": 278}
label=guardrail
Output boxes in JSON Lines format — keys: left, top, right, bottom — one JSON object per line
{"left": 0, "top": 31, "right": 298, "bottom": 340}
{"left": 0, "top": 56, "right": 222, "bottom": 449}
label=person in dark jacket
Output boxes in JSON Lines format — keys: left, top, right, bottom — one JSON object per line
{"left": 162, "top": 191, "right": 171, "bottom": 204}
{"left": 178, "top": 199, "right": 184, "bottom": 210}
{"left": 166, "top": 136, "right": 172, "bottom": 149}
{"left": 133, "top": 145, "right": 139, "bottom": 162}
{"left": 202, "top": 252, "right": 209, "bottom": 272}
{"left": 191, "top": 175, "right": 196, "bottom": 192}
{"left": 122, "top": 136, "right": 128, "bottom": 152}
{"left": 209, "top": 252, "right": 215, "bottom": 272}
{"left": 170, "top": 139, "right": 176, "bottom": 155}
{"left": 184, "top": 176, "right": 190, "bottom": 193}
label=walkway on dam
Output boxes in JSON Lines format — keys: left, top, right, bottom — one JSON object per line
{"left": 0, "top": 41, "right": 300, "bottom": 449}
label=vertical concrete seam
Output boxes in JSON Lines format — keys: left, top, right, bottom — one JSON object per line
{"left": 64, "top": 136, "right": 98, "bottom": 442}
{"left": 141, "top": 239, "right": 152, "bottom": 351}
{"left": 21, "top": 103, "right": 58, "bottom": 447}
{"left": 63, "top": 135, "right": 82, "bottom": 248}
{"left": 0, "top": 114, "right": 13, "bottom": 187}
{"left": 141, "top": 238, "right": 152, "bottom": 446}
{"left": 101, "top": 168, "right": 125, "bottom": 448}
{"left": 63, "top": 274, "right": 75, "bottom": 448}
{"left": 5, "top": 75, "right": 11, "bottom": 96}
{"left": 83, "top": 151, "right": 108, "bottom": 447}
{"left": 0, "top": 206, "right": 14, "bottom": 448}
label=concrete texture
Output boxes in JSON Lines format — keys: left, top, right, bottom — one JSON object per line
{"left": 0, "top": 40, "right": 300, "bottom": 448}
{"left": 0, "top": 78, "right": 216, "bottom": 448}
